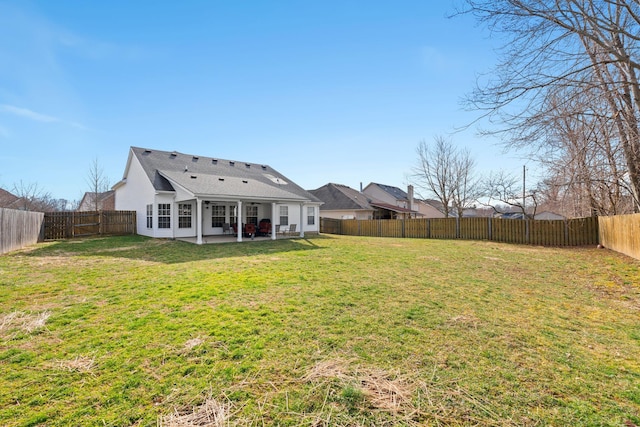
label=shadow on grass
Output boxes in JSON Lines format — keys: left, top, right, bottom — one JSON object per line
{"left": 21, "top": 234, "right": 331, "bottom": 264}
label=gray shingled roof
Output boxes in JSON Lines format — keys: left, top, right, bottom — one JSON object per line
{"left": 369, "top": 182, "right": 408, "bottom": 201}
{"left": 309, "top": 183, "right": 378, "bottom": 210}
{"left": 130, "top": 147, "right": 321, "bottom": 203}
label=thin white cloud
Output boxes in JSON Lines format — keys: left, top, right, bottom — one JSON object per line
{"left": 0, "top": 124, "right": 9, "bottom": 138}
{"left": 0, "top": 104, "right": 58, "bottom": 123}
{"left": 0, "top": 104, "right": 87, "bottom": 130}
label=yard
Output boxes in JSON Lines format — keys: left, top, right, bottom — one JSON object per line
{"left": 0, "top": 234, "right": 639, "bottom": 426}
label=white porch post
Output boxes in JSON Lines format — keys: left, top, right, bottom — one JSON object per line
{"left": 299, "top": 203, "right": 305, "bottom": 238}
{"left": 271, "top": 202, "right": 277, "bottom": 240}
{"left": 237, "top": 200, "right": 243, "bottom": 242}
{"left": 196, "top": 199, "right": 203, "bottom": 245}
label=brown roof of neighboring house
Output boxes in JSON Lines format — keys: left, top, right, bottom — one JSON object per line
{"left": 368, "top": 201, "right": 416, "bottom": 214}
{"left": 0, "top": 188, "right": 22, "bottom": 209}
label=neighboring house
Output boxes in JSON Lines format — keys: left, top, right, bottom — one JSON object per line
{"left": 413, "top": 199, "right": 446, "bottom": 218}
{"left": 309, "top": 183, "right": 417, "bottom": 220}
{"left": 534, "top": 211, "right": 566, "bottom": 220}
{"left": 113, "top": 147, "right": 322, "bottom": 243}
{"left": 77, "top": 191, "right": 115, "bottom": 211}
{"left": 361, "top": 182, "right": 444, "bottom": 219}
{"left": 498, "top": 212, "right": 527, "bottom": 220}
{"left": 0, "top": 188, "right": 22, "bottom": 209}
{"left": 309, "top": 183, "right": 377, "bottom": 220}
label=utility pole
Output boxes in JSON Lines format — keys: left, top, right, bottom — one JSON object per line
{"left": 522, "top": 165, "right": 526, "bottom": 215}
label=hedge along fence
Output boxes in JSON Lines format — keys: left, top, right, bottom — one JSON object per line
{"left": 320, "top": 216, "right": 599, "bottom": 246}
{"left": 599, "top": 213, "right": 640, "bottom": 260}
{"left": 0, "top": 208, "right": 45, "bottom": 255}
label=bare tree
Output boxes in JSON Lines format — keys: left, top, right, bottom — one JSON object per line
{"left": 533, "top": 85, "right": 634, "bottom": 217}
{"left": 85, "top": 158, "right": 110, "bottom": 212}
{"left": 11, "top": 180, "right": 56, "bottom": 211}
{"left": 451, "top": 147, "right": 481, "bottom": 217}
{"left": 411, "top": 136, "right": 479, "bottom": 218}
{"left": 456, "top": 0, "right": 640, "bottom": 211}
{"left": 481, "top": 170, "right": 538, "bottom": 218}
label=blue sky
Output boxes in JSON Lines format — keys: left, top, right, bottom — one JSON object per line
{"left": 0, "top": 1, "right": 535, "bottom": 203}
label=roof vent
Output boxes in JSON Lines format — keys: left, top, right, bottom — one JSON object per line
{"left": 190, "top": 175, "right": 197, "bottom": 179}
{"left": 184, "top": 166, "right": 188, "bottom": 171}
{"left": 212, "top": 159, "right": 218, "bottom": 165}
{"left": 246, "top": 163, "right": 251, "bottom": 168}
{"left": 261, "top": 165, "right": 267, "bottom": 170}
{"left": 170, "top": 151, "right": 177, "bottom": 157}
{"left": 218, "top": 178, "right": 224, "bottom": 182}
{"left": 192, "top": 156, "right": 199, "bottom": 162}
{"left": 242, "top": 180, "right": 248, "bottom": 184}
{"left": 229, "top": 161, "right": 235, "bottom": 167}
{"left": 143, "top": 149, "right": 152, "bottom": 154}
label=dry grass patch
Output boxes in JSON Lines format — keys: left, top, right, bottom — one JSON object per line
{"left": 0, "top": 310, "right": 50, "bottom": 339}
{"left": 159, "top": 397, "right": 232, "bottom": 427}
{"left": 184, "top": 337, "right": 205, "bottom": 351}
{"left": 50, "top": 355, "right": 96, "bottom": 373}
{"left": 305, "top": 359, "right": 420, "bottom": 417}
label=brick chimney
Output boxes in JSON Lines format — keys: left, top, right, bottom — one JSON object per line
{"left": 407, "top": 185, "right": 414, "bottom": 212}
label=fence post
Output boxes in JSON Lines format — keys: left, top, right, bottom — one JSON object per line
{"left": 488, "top": 217, "right": 492, "bottom": 241}
{"left": 525, "top": 219, "right": 530, "bottom": 244}
{"left": 456, "top": 216, "right": 460, "bottom": 239}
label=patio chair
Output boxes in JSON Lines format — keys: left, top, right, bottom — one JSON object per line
{"left": 222, "top": 223, "right": 231, "bottom": 235}
{"left": 285, "top": 224, "right": 296, "bottom": 236}
{"left": 258, "top": 219, "right": 271, "bottom": 236}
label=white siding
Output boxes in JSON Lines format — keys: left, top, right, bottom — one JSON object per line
{"left": 318, "top": 209, "right": 373, "bottom": 220}
{"left": 115, "top": 154, "right": 160, "bottom": 238}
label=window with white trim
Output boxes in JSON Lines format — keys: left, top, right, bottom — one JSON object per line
{"left": 279, "top": 206, "right": 288, "bottom": 226}
{"left": 307, "top": 206, "right": 315, "bottom": 225}
{"left": 146, "top": 204, "right": 153, "bottom": 229}
{"left": 178, "top": 203, "right": 192, "bottom": 228}
{"left": 211, "top": 205, "right": 225, "bottom": 227}
{"left": 158, "top": 204, "right": 171, "bottom": 229}
{"left": 246, "top": 205, "right": 258, "bottom": 225}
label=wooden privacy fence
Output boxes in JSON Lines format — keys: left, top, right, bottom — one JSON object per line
{"left": 0, "top": 208, "right": 45, "bottom": 255}
{"left": 44, "top": 211, "right": 136, "bottom": 240}
{"left": 320, "top": 216, "right": 599, "bottom": 246}
{"left": 599, "top": 213, "right": 640, "bottom": 259}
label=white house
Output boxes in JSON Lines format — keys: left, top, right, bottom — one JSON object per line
{"left": 113, "top": 147, "right": 322, "bottom": 244}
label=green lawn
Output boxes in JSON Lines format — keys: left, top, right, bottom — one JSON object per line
{"left": 1, "top": 235, "right": 639, "bottom": 426}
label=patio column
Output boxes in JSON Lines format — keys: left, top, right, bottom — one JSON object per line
{"left": 196, "top": 199, "right": 203, "bottom": 245}
{"left": 236, "top": 200, "right": 243, "bottom": 242}
{"left": 271, "top": 202, "right": 277, "bottom": 240}
{"left": 299, "top": 203, "right": 305, "bottom": 238}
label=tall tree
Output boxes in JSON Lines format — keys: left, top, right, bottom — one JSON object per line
{"left": 85, "top": 158, "right": 110, "bottom": 212}
{"left": 411, "top": 136, "right": 478, "bottom": 218}
{"left": 457, "top": 0, "right": 640, "bottom": 211}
